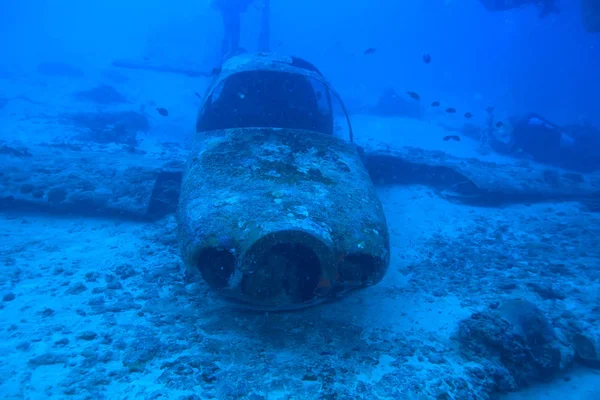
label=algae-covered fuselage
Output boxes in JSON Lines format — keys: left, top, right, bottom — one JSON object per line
{"left": 177, "top": 53, "right": 390, "bottom": 310}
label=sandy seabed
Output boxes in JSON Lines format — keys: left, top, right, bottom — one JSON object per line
{"left": 1, "top": 185, "right": 599, "bottom": 399}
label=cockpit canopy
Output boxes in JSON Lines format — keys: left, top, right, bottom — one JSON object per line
{"left": 196, "top": 54, "right": 353, "bottom": 142}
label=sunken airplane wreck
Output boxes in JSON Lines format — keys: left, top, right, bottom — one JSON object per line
{"left": 2, "top": 53, "right": 600, "bottom": 309}
{"left": 178, "top": 54, "right": 390, "bottom": 310}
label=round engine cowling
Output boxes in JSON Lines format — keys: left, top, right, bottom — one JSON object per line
{"left": 177, "top": 127, "right": 390, "bottom": 310}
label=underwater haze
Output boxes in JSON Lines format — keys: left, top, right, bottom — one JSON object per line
{"left": 1, "top": 0, "right": 600, "bottom": 399}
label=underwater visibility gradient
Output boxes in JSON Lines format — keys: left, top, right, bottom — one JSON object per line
{"left": 1, "top": 1, "right": 600, "bottom": 399}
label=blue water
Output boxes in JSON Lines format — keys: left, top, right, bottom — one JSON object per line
{"left": 1, "top": 1, "right": 600, "bottom": 399}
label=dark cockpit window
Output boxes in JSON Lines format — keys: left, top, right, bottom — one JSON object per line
{"left": 197, "top": 70, "right": 334, "bottom": 135}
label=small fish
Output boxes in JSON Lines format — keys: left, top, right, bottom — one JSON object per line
{"left": 156, "top": 107, "right": 169, "bottom": 117}
{"left": 486, "top": 106, "right": 495, "bottom": 113}
{"left": 496, "top": 121, "right": 504, "bottom": 128}
{"left": 464, "top": 112, "right": 473, "bottom": 118}
{"left": 406, "top": 91, "right": 420, "bottom": 101}
{"left": 363, "top": 47, "right": 377, "bottom": 55}
{"left": 443, "top": 135, "right": 461, "bottom": 142}
{"left": 422, "top": 53, "right": 431, "bottom": 64}
{"left": 431, "top": 101, "right": 440, "bottom": 107}
{"left": 194, "top": 92, "right": 202, "bottom": 99}
{"left": 445, "top": 107, "right": 456, "bottom": 113}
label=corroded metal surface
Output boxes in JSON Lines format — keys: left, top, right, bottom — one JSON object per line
{"left": 0, "top": 140, "right": 185, "bottom": 220}
{"left": 177, "top": 127, "right": 390, "bottom": 310}
{"left": 2, "top": 137, "right": 600, "bottom": 220}
{"left": 360, "top": 144, "right": 600, "bottom": 204}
